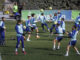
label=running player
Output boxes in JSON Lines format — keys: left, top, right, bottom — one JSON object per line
{"left": 53, "top": 23, "right": 63, "bottom": 50}
{"left": 65, "top": 26, "right": 80, "bottom": 56}
{"left": 38, "top": 13, "right": 49, "bottom": 32}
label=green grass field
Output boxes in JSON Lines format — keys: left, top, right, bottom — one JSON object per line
{"left": 0, "top": 21, "right": 80, "bottom": 60}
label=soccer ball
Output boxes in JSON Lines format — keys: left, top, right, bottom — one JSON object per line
{"left": 54, "top": 21, "right": 57, "bottom": 24}
{"left": 49, "top": 7, "right": 52, "bottom": 10}
{"left": 4, "top": 26, "right": 6, "bottom": 29}
{"left": 36, "top": 36, "right": 40, "bottom": 39}
{"left": 40, "top": 9, "right": 44, "bottom": 12}
{"left": 23, "top": 26, "right": 26, "bottom": 29}
{"left": 22, "top": 20, "right": 25, "bottom": 22}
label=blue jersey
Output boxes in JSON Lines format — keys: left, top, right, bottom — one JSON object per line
{"left": 39, "top": 16, "right": 46, "bottom": 23}
{"left": 57, "top": 13, "right": 62, "bottom": 21}
{"left": 61, "top": 21, "right": 65, "bottom": 30}
{"left": 31, "top": 17, "right": 35, "bottom": 24}
{"left": 0, "top": 21, "right": 5, "bottom": 32}
{"left": 56, "top": 26, "right": 63, "bottom": 36}
{"left": 15, "top": 24, "right": 24, "bottom": 36}
{"left": 52, "top": 16, "right": 58, "bottom": 23}
{"left": 75, "top": 16, "right": 80, "bottom": 24}
{"left": 68, "top": 30, "right": 78, "bottom": 41}
{"left": 0, "top": 21, "right": 5, "bottom": 28}
{"left": 26, "top": 20, "right": 31, "bottom": 27}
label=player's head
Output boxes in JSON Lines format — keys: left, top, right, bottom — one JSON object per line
{"left": 41, "top": 13, "right": 44, "bottom": 16}
{"left": 31, "top": 13, "right": 35, "bottom": 17}
{"left": 28, "top": 16, "right": 31, "bottom": 20}
{"left": 58, "top": 10, "right": 61, "bottom": 14}
{"left": 17, "top": 20, "right": 22, "bottom": 25}
{"left": 56, "top": 23, "right": 60, "bottom": 27}
{"left": 61, "top": 18, "right": 64, "bottom": 21}
{"left": 14, "top": 2, "right": 17, "bottom": 5}
{"left": 54, "top": 13, "right": 57, "bottom": 16}
{"left": 2, "top": 17, "right": 5, "bottom": 21}
{"left": 72, "top": 25, "right": 77, "bottom": 30}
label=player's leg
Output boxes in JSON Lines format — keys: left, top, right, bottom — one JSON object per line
{"left": 15, "top": 36, "right": 21, "bottom": 55}
{"left": 35, "top": 27, "right": 40, "bottom": 38}
{"left": 53, "top": 38, "right": 57, "bottom": 50}
{"left": 26, "top": 27, "right": 31, "bottom": 41}
{"left": 41, "top": 23, "right": 45, "bottom": 32}
{"left": 44, "top": 23, "right": 50, "bottom": 31}
{"left": 1, "top": 31, "right": 5, "bottom": 45}
{"left": 57, "top": 42, "right": 60, "bottom": 50}
{"left": 0, "top": 32, "right": 1, "bottom": 45}
{"left": 27, "top": 32, "right": 31, "bottom": 41}
{"left": 50, "top": 24, "right": 55, "bottom": 34}
{"left": 65, "top": 45, "right": 71, "bottom": 56}
{"left": 74, "top": 46, "right": 80, "bottom": 55}
{"left": 21, "top": 36, "right": 26, "bottom": 55}
{"left": 57, "top": 37, "right": 63, "bottom": 49}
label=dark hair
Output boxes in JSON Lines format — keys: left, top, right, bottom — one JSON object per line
{"left": 41, "top": 13, "right": 44, "bottom": 15}
{"left": 17, "top": 20, "right": 21, "bottom": 24}
{"left": 31, "top": 13, "right": 35, "bottom": 17}
{"left": 27, "top": 16, "right": 31, "bottom": 18}
{"left": 54, "top": 13, "right": 57, "bottom": 16}
{"left": 2, "top": 17, "right": 5, "bottom": 20}
{"left": 61, "top": 18, "right": 64, "bottom": 21}
{"left": 57, "top": 23, "right": 60, "bottom": 26}
{"left": 72, "top": 25, "right": 77, "bottom": 29}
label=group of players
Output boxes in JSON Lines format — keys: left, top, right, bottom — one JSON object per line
{"left": 0, "top": 10, "right": 80, "bottom": 56}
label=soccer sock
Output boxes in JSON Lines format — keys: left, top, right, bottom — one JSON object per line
{"left": 15, "top": 48, "right": 18, "bottom": 52}
{"left": 36, "top": 33, "right": 39, "bottom": 36}
{"left": 53, "top": 44, "right": 55, "bottom": 49}
{"left": 66, "top": 51, "right": 69, "bottom": 55}
{"left": 76, "top": 50, "right": 80, "bottom": 54}
{"left": 22, "top": 48, "right": 25, "bottom": 51}
{"left": 57, "top": 46, "right": 60, "bottom": 49}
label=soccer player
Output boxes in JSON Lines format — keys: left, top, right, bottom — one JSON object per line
{"left": 0, "top": 17, "right": 6, "bottom": 46}
{"left": 25, "top": 16, "right": 31, "bottom": 41}
{"left": 30, "top": 13, "right": 40, "bottom": 38}
{"left": 65, "top": 26, "right": 80, "bottom": 56}
{"left": 75, "top": 13, "right": 80, "bottom": 27}
{"left": 53, "top": 23, "right": 63, "bottom": 50}
{"left": 13, "top": 2, "right": 18, "bottom": 19}
{"left": 50, "top": 13, "right": 58, "bottom": 34}
{"left": 38, "top": 13, "right": 49, "bottom": 32}
{"left": 61, "top": 18, "right": 65, "bottom": 34}
{"left": 15, "top": 20, "right": 26, "bottom": 55}
{"left": 57, "top": 10, "right": 62, "bottom": 24}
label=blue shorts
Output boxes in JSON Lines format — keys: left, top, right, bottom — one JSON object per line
{"left": 31, "top": 25, "right": 38, "bottom": 29}
{"left": 75, "top": 23, "right": 78, "bottom": 27}
{"left": 26, "top": 27, "right": 31, "bottom": 32}
{"left": 58, "top": 21, "right": 61, "bottom": 24}
{"left": 56, "top": 36, "right": 63, "bottom": 42}
{"left": 69, "top": 40, "right": 77, "bottom": 46}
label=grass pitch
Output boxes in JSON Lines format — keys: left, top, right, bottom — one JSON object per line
{"left": 0, "top": 21, "right": 80, "bottom": 60}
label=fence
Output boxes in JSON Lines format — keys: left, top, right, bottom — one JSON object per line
{"left": 21, "top": 10, "right": 80, "bottom": 21}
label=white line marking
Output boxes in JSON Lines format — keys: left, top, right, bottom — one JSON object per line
{"left": 0, "top": 53, "right": 2, "bottom": 60}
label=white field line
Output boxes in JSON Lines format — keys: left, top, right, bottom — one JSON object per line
{"left": 0, "top": 53, "right": 2, "bottom": 60}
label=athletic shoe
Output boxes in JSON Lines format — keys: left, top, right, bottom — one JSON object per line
{"left": 64, "top": 54, "right": 69, "bottom": 56}
{"left": 77, "top": 53, "right": 80, "bottom": 55}
{"left": 22, "top": 51, "right": 26, "bottom": 55}
{"left": 26, "top": 39, "right": 30, "bottom": 41}
{"left": 15, "top": 51, "right": 18, "bottom": 55}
